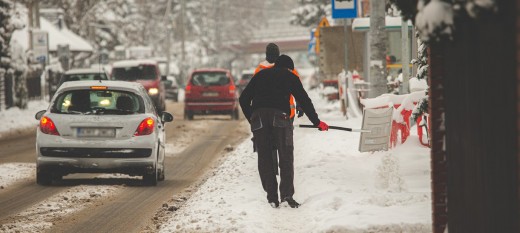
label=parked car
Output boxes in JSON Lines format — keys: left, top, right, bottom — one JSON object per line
{"left": 57, "top": 68, "right": 109, "bottom": 88}
{"left": 154, "top": 58, "right": 180, "bottom": 102}
{"left": 184, "top": 68, "right": 239, "bottom": 120}
{"left": 111, "top": 59, "right": 166, "bottom": 112}
{"left": 237, "top": 70, "right": 254, "bottom": 94}
{"left": 35, "top": 80, "right": 174, "bottom": 186}
{"left": 163, "top": 75, "right": 179, "bottom": 101}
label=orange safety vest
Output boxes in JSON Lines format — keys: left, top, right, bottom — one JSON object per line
{"left": 254, "top": 61, "right": 300, "bottom": 119}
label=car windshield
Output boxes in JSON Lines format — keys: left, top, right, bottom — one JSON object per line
{"left": 64, "top": 73, "right": 108, "bottom": 82}
{"left": 190, "top": 72, "right": 229, "bottom": 86}
{"left": 51, "top": 89, "right": 145, "bottom": 115}
{"left": 112, "top": 65, "right": 157, "bottom": 81}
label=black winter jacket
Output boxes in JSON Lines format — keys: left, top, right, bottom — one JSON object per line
{"left": 239, "top": 66, "right": 320, "bottom": 126}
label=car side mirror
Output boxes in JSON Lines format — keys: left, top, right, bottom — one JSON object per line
{"left": 161, "top": 112, "right": 174, "bottom": 123}
{"left": 161, "top": 75, "right": 167, "bottom": 81}
{"left": 35, "top": 110, "right": 46, "bottom": 120}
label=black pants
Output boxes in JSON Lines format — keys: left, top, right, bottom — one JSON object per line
{"left": 251, "top": 108, "right": 294, "bottom": 203}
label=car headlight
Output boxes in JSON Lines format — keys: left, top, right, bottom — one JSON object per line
{"left": 148, "top": 88, "right": 159, "bottom": 95}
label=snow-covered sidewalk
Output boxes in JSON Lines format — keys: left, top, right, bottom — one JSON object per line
{"left": 0, "top": 100, "right": 48, "bottom": 140}
{"left": 159, "top": 90, "right": 432, "bottom": 233}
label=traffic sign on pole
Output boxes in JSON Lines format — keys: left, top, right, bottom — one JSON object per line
{"left": 332, "top": 0, "right": 357, "bottom": 19}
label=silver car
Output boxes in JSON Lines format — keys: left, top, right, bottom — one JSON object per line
{"left": 35, "top": 80, "right": 173, "bottom": 186}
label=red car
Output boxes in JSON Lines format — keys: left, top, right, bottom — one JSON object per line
{"left": 184, "top": 68, "right": 239, "bottom": 120}
{"left": 111, "top": 60, "right": 166, "bottom": 112}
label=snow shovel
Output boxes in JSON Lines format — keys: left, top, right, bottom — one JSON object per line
{"left": 297, "top": 124, "right": 372, "bottom": 133}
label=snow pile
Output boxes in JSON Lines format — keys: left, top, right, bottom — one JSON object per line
{"left": 409, "top": 77, "right": 428, "bottom": 92}
{"left": 159, "top": 90, "right": 432, "bottom": 232}
{"left": 0, "top": 163, "right": 34, "bottom": 189}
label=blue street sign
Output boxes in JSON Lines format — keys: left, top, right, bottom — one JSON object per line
{"left": 308, "top": 29, "right": 316, "bottom": 56}
{"left": 332, "top": 0, "right": 357, "bottom": 19}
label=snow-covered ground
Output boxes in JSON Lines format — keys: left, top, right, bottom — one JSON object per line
{"left": 0, "top": 73, "right": 432, "bottom": 232}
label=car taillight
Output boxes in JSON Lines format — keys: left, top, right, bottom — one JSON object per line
{"left": 185, "top": 85, "right": 192, "bottom": 94}
{"left": 40, "top": 116, "right": 60, "bottom": 135}
{"left": 229, "top": 85, "right": 236, "bottom": 94}
{"left": 134, "top": 117, "right": 155, "bottom": 136}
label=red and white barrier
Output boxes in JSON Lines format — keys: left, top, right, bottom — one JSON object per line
{"left": 360, "top": 91, "right": 428, "bottom": 148}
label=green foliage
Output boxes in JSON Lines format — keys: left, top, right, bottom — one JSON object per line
{"left": 412, "top": 91, "right": 428, "bottom": 122}
{"left": 411, "top": 31, "right": 428, "bottom": 80}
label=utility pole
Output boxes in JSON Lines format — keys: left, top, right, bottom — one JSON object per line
{"left": 180, "top": 0, "right": 186, "bottom": 84}
{"left": 211, "top": 0, "right": 220, "bottom": 67}
{"left": 165, "top": 0, "right": 172, "bottom": 76}
{"left": 343, "top": 18, "right": 349, "bottom": 119}
{"left": 368, "top": 0, "right": 388, "bottom": 98}
{"left": 34, "top": 0, "right": 40, "bottom": 28}
{"left": 399, "top": 18, "right": 410, "bottom": 94}
{"left": 28, "top": 1, "right": 33, "bottom": 51}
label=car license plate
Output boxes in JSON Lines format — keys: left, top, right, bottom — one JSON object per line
{"left": 202, "top": 92, "right": 218, "bottom": 97}
{"left": 76, "top": 128, "right": 116, "bottom": 137}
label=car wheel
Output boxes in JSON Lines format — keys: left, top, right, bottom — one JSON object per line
{"left": 158, "top": 145, "right": 165, "bottom": 181}
{"left": 143, "top": 167, "right": 158, "bottom": 186}
{"left": 185, "top": 110, "right": 194, "bottom": 120}
{"left": 36, "top": 169, "right": 53, "bottom": 186}
{"left": 158, "top": 167, "right": 165, "bottom": 181}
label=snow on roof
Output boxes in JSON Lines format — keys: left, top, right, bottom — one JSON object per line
{"left": 64, "top": 68, "right": 108, "bottom": 75}
{"left": 111, "top": 59, "right": 158, "bottom": 68}
{"left": 352, "top": 16, "right": 413, "bottom": 32}
{"left": 191, "top": 68, "right": 230, "bottom": 73}
{"left": 58, "top": 80, "right": 144, "bottom": 91}
{"left": 11, "top": 15, "right": 93, "bottom": 52}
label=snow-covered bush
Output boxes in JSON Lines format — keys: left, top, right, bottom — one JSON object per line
{"left": 1, "top": 0, "right": 27, "bottom": 109}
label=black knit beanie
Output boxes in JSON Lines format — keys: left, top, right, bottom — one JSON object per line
{"left": 265, "top": 43, "right": 280, "bottom": 63}
{"left": 275, "top": 54, "right": 294, "bottom": 70}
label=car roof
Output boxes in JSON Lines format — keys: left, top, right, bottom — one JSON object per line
{"left": 57, "top": 80, "right": 145, "bottom": 92}
{"left": 192, "top": 68, "right": 230, "bottom": 73}
{"left": 65, "top": 68, "right": 108, "bottom": 75}
{"left": 112, "top": 59, "right": 158, "bottom": 68}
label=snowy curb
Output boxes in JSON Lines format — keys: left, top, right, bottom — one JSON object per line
{"left": 0, "top": 126, "right": 36, "bottom": 142}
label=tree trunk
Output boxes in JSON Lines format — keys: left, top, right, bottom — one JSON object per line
{"left": 0, "top": 69, "right": 5, "bottom": 111}
{"left": 368, "top": 0, "right": 388, "bottom": 98}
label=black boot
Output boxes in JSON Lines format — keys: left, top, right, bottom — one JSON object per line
{"left": 282, "top": 197, "right": 300, "bottom": 208}
{"left": 269, "top": 201, "right": 279, "bottom": 208}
